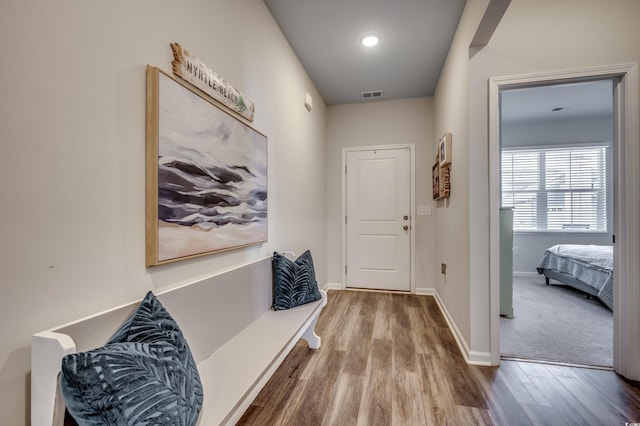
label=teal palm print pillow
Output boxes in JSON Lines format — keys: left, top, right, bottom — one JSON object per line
{"left": 273, "top": 250, "right": 322, "bottom": 310}
{"left": 60, "top": 292, "right": 203, "bottom": 425}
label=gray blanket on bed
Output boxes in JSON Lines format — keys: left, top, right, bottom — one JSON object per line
{"left": 536, "top": 244, "right": 613, "bottom": 310}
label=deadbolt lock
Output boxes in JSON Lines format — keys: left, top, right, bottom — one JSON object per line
{"left": 403, "top": 215, "right": 409, "bottom": 220}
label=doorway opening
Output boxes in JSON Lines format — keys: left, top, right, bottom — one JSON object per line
{"left": 498, "top": 79, "right": 615, "bottom": 367}
{"left": 488, "top": 63, "right": 640, "bottom": 377}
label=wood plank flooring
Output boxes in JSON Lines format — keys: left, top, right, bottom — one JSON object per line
{"left": 237, "top": 290, "right": 640, "bottom": 425}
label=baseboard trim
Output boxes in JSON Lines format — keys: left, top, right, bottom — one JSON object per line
{"left": 326, "top": 282, "right": 343, "bottom": 290}
{"left": 432, "top": 291, "right": 492, "bottom": 366}
{"left": 468, "top": 351, "right": 492, "bottom": 366}
{"left": 415, "top": 287, "right": 435, "bottom": 295}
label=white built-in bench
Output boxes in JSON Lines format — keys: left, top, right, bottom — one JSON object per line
{"left": 31, "top": 254, "right": 327, "bottom": 425}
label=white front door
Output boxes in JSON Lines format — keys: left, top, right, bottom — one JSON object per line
{"left": 345, "top": 147, "right": 411, "bottom": 291}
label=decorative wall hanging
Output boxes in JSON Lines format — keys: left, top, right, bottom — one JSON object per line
{"left": 439, "top": 132, "right": 452, "bottom": 166}
{"left": 439, "top": 164, "right": 450, "bottom": 198}
{"left": 433, "top": 133, "right": 452, "bottom": 200}
{"left": 432, "top": 161, "right": 441, "bottom": 200}
{"left": 146, "top": 66, "right": 267, "bottom": 266}
{"left": 170, "top": 42, "right": 255, "bottom": 122}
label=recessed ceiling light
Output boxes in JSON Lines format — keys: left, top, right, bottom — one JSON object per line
{"left": 361, "top": 34, "right": 380, "bottom": 47}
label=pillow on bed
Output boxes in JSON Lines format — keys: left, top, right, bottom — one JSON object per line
{"left": 60, "top": 291, "right": 203, "bottom": 426}
{"left": 273, "top": 250, "right": 322, "bottom": 311}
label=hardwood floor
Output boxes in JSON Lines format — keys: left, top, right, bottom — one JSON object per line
{"left": 238, "top": 290, "right": 640, "bottom": 425}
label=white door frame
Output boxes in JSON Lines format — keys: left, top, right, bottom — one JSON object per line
{"left": 341, "top": 144, "right": 416, "bottom": 293}
{"left": 488, "top": 63, "right": 640, "bottom": 379}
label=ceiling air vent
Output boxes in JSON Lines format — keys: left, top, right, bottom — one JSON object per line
{"left": 361, "top": 90, "right": 384, "bottom": 100}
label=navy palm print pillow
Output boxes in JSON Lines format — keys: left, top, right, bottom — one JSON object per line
{"left": 273, "top": 250, "right": 322, "bottom": 310}
{"left": 60, "top": 291, "right": 203, "bottom": 426}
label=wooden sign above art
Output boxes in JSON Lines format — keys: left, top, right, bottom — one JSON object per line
{"left": 170, "top": 42, "right": 255, "bottom": 121}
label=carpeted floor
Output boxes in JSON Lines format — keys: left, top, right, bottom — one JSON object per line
{"left": 500, "top": 273, "right": 613, "bottom": 367}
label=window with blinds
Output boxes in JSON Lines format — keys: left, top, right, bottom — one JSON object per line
{"left": 501, "top": 145, "right": 608, "bottom": 232}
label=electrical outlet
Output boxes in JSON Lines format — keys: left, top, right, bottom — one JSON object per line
{"left": 441, "top": 263, "right": 447, "bottom": 274}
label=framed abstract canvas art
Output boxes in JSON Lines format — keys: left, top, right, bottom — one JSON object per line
{"left": 145, "top": 66, "right": 267, "bottom": 266}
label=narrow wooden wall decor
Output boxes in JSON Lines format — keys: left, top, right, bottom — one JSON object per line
{"left": 440, "top": 165, "right": 450, "bottom": 198}
{"left": 170, "top": 42, "right": 255, "bottom": 122}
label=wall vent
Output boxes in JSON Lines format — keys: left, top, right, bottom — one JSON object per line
{"left": 361, "top": 90, "right": 384, "bottom": 100}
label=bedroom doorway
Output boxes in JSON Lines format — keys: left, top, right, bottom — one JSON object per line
{"left": 489, "top": 63, "right": 640, "bottom": 378}
{"left": 497, "top": 78, "right": 615, "bottom": 367}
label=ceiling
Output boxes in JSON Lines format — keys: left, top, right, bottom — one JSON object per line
{"left": 262, "top": 1, "right": 613, "bottom": 121}
{"left": 501, "top": 80, "right": 614, "bottom": 124}
{"left": 263, "top": 0, "right": 467, "bottom": 105}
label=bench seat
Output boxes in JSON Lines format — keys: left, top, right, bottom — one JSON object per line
{"left": 31, "top": 254, "right": 326, "bottom": 426}
{"left": 197, "top": 293, "right": 326, "bottom": 424}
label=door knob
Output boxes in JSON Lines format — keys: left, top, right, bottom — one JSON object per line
{"left": 403, "top": 225, "right": 409, "bottom": 231}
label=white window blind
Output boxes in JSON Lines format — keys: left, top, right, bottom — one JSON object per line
{"left": 501, "top": 145, "right": 607, "bottom": 232}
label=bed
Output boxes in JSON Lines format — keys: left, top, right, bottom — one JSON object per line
{"left": 536, "top": 244, "right": 613, "bottom": 311}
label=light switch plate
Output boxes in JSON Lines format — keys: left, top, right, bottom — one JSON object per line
{"left": 417, "top": 206, "right": 431, "bottom": 216}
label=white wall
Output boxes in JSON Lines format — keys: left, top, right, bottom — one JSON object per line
{"left": 468, "top": 0, "right": 640, "bottom": 362}
{"left": 432, "top": 0, "right": 491, "bottom": 361}
{"left": 0, "top": 1, "right": 327, "bottom": 424}
{"left": 325, "top": 98, "right": 435, "bottom": 290}
{"left": 502, "top": 115, "right": 613, "bottom": 148}
{"left": 432, "top": 0, "right": 640, "bottom": 363}
{"left": 513, "top": 233, "right": 611, "bottom": 273}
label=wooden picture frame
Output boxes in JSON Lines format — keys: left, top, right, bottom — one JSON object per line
{"left": 439, "top": 132, "right": 452, "bottom": 166}
{"left": 146, "top": 66, "right": 267, "bottom": 267}
{"left": 432, "top": 161, "right": 440, "bottom": 200}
